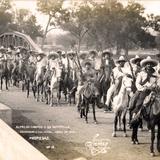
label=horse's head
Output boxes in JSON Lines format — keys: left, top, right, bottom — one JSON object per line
{"left": 122, "top": 74, "right": 133, "bottom": 93}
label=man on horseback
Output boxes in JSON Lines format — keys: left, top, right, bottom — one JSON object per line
{"left": 76, "top": 59, "right": 99, "bottom": 110}
{"left": 88, "top": 50, "right": 98, "bottom": 69}
{"left": 96, "top": 51, "right": 115, "bottom": 104}
{"left": 104, "top": 56, "right": 126, "bottom": 112}
{"left": 130, "top": 56, "right": 158, "bottom": 117}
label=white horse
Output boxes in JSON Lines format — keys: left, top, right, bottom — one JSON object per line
{"left": 112, "top": 74, "right": 133, "bottom": 137}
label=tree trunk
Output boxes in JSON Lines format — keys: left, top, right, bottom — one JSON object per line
{"left": 41, "top": 15, "right": 52, "bottom": 50}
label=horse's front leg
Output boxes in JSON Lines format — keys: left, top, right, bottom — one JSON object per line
{"left": 0, "top": 76, "right": 3, "bottom": 91}
{"left": 5, "top": 75, "right": 9, "bottom": 90}
{"left": 41, "top": 84, "right": 44, "bottom": 102}
{"left": 118, "top": 113, "right": 122, "bottom": 131}
{"left": 150, "top": 125, "right": 156, "bottom": 156}
{"left": 85, "top": 102, "right": 89, "bottom": 123}
{"left": 122, "top": 111, "right": 127, "bottom": 137}
{"left": 27, "top": 80, "right": 30, "bottom": 98}
{"left": 112, "top": 114, "right": 118, "bottom": 137}
{"left": 36, "top": 84, "right": 40, "bottom": 102}
{"left": 50, "top": 89, "right": 54, "bottom": 107}
{"left": 92, "top": 101, "right": 97, "bottom": 124}
{"left": 157, "top": 123, "right": 160, "bottom": 154}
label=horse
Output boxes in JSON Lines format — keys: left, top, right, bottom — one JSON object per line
{"left": 95, "top": 68, "right": 111, "bottom": 110}
{"left": 25, "top": 63, "right": 36, "bottom": 98}
{"left": 64, "top": 69, "right": 78, "bottom": 105}
{"left": 43, "top": 69, "right": 52, "bottom": 104}
{"left": 134, "top": 89, "right": 160, "bottom": 156}
{"left": 112, "top": 74, "right": 133, "bottom": 137}
{"left": 0, "top": 59, "right": 10, "bottom": 90}
{"left": 79, "top": 81, "right": 99, "bottom": 124}
{"left": 34, "top": 66, "right": 46, "bottom": 102}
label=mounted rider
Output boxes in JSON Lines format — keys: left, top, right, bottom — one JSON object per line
{"left": 130, "top": 55, "right": 142, "bottom": 78}
{"left": 88, "top": 50, "right": 98, "bottom": 69}
{"left": 67, "top": 51, "right": 78, "bottom": 81}
{"left": 35, "top": 52, "right": 47, "bottom": 81}
{"left": 76, "top": 59, "right": 99, "bottom": 110}
{"left": 104, "top": 55, "right": 126, "bottom": 112}
{"left": 129, "top": 56, "right": 158, "bottom": 119}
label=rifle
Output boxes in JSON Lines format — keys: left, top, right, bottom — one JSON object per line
{"left": 124, "top": 55, "right": 136, "bottom": 83}
{"left": 75, "top": 50, "right": 83, "bottom": 78}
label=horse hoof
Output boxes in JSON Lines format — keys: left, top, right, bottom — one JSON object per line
{"left": 50, "top": 104, "right": 53, "bottom": 107}
{"left": 135, "top": 141, "right": 139, "bottom": 145}
{"left": 150, "top": 152, "right": 155, "bottom": 157}
{"left": 118, "top": 128, "right": 122, "bottom": 131}
{"left": 139, "top": 128, "right": 143, "bottom": 132}
{"left": 86, "top": 121, "right": 88, "bottom": 124}
{"left": 94, "top": 121, "right": 98, "bottom": 124}
{"left": 112, "top": 132, "right": 116, "bottom": 137}
{"left": 131, "top": 141, "right": 135, "bottom": 145}
{"left": 123, "top": 133, "right": 127, "bottom": 137}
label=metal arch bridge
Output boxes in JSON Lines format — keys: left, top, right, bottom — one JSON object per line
{"left": 0, "top": 31, "right": 42, "bottom": 52}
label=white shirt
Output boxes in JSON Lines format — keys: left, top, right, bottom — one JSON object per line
{"left": 136, "top": 70, "right": 157, "bottom": 91}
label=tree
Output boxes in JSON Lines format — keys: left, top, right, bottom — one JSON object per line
{"left": 37, "top": 0, "right": 64, "bottom": 48}
{"left": 0, "top": 0, "right": 12, "bottom": 34}
{"left": 14, "top": 9, "right": 43, "bottom": 40}
{"left": 58, "top": 2, "right": 93, "bottom": 52}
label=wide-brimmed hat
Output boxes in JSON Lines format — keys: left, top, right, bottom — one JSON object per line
{"left": 116, "top": 56, "right": 126, "bottom": 63}
{"left": 130, "top": 55, "right": 142, "bottom": 64}
{"left": 61, "top": 51, "right": 66, "bottom": 56}
{"left": 0, "top": 52, "right": 4, "bottom": 58}
{"left": 28, "top": 50, "right": 36, "bottom": 55}
{"left": 14, "top": 48, "right": 21, "bottom": 55}
{"left": 102, "top": 50, "right": 112, "bottom": 57}
{"left": 48, "top": 52, "right": 59, "bottom": 60}
{"left": 36, "top": 52, "right": 46, "bottom": 58}
{"left": 7, "top": 48, "right": 12, "bottom": 54}
{"left": 140, "top": 56, "right": 158, "bottom": 67}
{"left": 0, "top": 46, "right": 6, "bottom": 52}
{"left": 79, "top": 51, "right": 87, "bottom": 59}
{"left": 67, "top": 51, "right": 76, "bottom": 56}
{"left": 156, "top": 52, "right": 160, "bottom": 57}
{"left": 82, "top": 59, "right": 93, "bottom": 67}
{"left": 89, "top": 50, "right": 98, "bottom": 56}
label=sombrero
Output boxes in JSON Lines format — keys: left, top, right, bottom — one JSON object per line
{"left": 155, "top": 52, "right": 160, "bottom": 57}
{"left": 36, "top": 52, "right": 46, "bottom": 58}
{"left": 89, "top": 50, "right": 98, "bottom": 56}
{"left": 61, "top": 51, "right": 66, "bottom": 56}
{"left": 28, "top": 50, "right": 36, "bottom": 55}
{"left": 79, "top": 51, "right": 87, "bottom": 59}
{"left": 0, "top": 52, "right": 4, "bottom": 58}
{"left": 57, "top": 50, "right": 62, "bottom": 55}
{"left": 48, "top": 52, "right": 59, "bottom": 60}
{"left": 140, "top": 56, "right": 158, "bottom": 67}
{"left": 116, "top": 56, "right": 126, "bottom": 63}
{"left": 0, "top": 46, "right": 6, "bottom": 52}
{"left": 15, "top": 48, "right": 21, "bottom": 54}
{"left": 130, "top": 55, "right": 142, "bottom": 64}
{"left": 82, "top": 59, "right": 93, "bottom": 67}
{"left": 67, "top": 51, "right": 76, "bottom": 56}
{"left": 102, "top": 50, "right": 112, "bottom": 57}
{"left": 7, "top": 48, "right": 12, "bottom": 54}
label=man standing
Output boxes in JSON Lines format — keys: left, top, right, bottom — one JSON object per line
{"left": 104, "top": 56, "right": 126, "bottom": 112}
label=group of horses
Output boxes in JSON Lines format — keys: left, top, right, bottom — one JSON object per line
{"left": 0, "top": 54, "right": 160, "bottom": 156}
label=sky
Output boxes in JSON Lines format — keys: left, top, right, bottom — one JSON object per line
{"left": 12, "top": 0, "right": 160, "bottom": 35}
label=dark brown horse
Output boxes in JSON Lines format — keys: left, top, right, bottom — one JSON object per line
{"left": 139, "top": 90, "right": 160, "bottom": 156}
{"left": 0, "top": 59, "right": 10, "bottom": 90}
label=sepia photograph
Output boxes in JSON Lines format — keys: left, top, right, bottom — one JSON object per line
{"left": 0, "top": 0, "right": 160, "bottom": 160}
